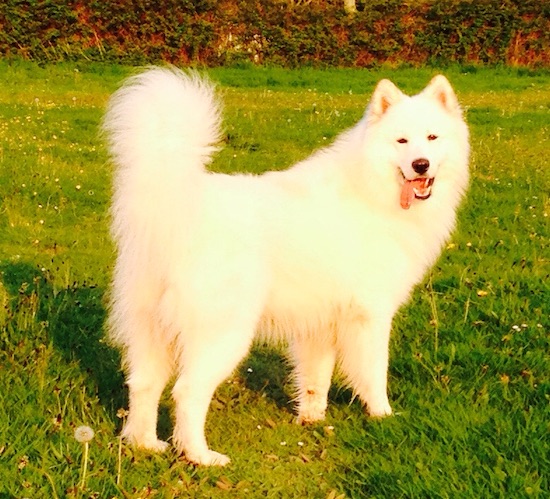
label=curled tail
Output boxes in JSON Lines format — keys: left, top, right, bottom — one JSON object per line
{"left": 103, "top": 67, "right": 222, "bottom": 242}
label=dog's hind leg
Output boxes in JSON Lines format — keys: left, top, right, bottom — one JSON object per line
{"left": 121, "top": 319, "right": 174, "bottom": 452}
{"left": 291, "top": 336, "right": 336, "bottom": 424}
{"left": 172, "top": 324, "right": 256, "bottom": 466}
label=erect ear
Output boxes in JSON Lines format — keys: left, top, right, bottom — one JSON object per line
{"left": 423, "top": 75, "right": 461, "bottom": 115}
{"left": 365, "top": 79, "right": 405, "bottom": 124}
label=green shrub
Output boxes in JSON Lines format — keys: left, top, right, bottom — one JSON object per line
{"left": 0, "top": 0, "right": 547, "bottom": 66}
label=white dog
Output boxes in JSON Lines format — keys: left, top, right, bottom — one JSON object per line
{"left": 104, "top": 68, "right": 469, "bottom": 466}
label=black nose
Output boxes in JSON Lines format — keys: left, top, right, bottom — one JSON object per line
{"left": 412, "top": 158, "right": 430, "bottom": 175}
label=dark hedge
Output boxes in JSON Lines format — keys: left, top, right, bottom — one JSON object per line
{"left": 0, "top": 0, "right": 547, "bottom": 67}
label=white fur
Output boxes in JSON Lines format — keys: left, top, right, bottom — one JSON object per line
{"left": 104, "top": 68, "right": 469, "bottom": 466}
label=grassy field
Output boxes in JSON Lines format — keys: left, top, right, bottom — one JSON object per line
{"left": 0, "top": 60, "right": 548, "bottom": 498}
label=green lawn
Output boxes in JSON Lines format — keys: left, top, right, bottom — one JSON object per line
{"left": 0, "top": 61, "right": 548, "bottom": 498}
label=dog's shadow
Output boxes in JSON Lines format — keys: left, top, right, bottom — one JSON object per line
{"left": 1, "top": 261, "right": 298, "bottom": 436}
{"left": 1, "top": 261, "right": 126, "bottom": 417}
{"left": 238, "top": 345, "right": 291, "bottom": 410}
{"left": 237, "top": 344, "right": 357, "bottom": 417}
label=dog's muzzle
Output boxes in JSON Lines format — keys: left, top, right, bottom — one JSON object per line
{"left": 400, "top": 175, "right": 434, "bottom": 209}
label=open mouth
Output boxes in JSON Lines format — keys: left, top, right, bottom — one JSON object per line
{"left": 400, "top": 175, "right": 434, "bottom": 210}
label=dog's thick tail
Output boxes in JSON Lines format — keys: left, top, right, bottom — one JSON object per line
{"left": 103, "top": 67, "right": 222, "bottom": 241}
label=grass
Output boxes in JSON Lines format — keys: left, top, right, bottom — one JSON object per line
{"left": 0, "top": 60, "right": 548, "bottom": 498}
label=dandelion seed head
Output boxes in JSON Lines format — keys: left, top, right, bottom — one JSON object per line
{"left": 74, "top": 425, "right": 95, "bottom": 443}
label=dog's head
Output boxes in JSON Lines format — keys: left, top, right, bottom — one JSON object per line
{"left": 363, "top": 75, "right": 469, "bottom": 210}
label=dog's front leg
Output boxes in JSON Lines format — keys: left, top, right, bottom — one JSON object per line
{"left": 337, "top": 312, "right": 393, "bottom": 418}
{"left": 291, "top": 336, "right": 337, "bottom": 424}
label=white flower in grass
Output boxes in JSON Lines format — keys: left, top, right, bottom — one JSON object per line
{"left": 74, "top": 425, "right": 95, "bottom": 443}
{"left": 74, "top": 425, "right": 95, "bottom": 489}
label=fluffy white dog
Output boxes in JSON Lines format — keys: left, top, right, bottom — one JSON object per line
{"left": 104, "top": 68, "right": 469, "bottom": 465}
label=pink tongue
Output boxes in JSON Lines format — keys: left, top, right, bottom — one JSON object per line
{"left": 400, "top": 178, "right": 428, "bottom": 210}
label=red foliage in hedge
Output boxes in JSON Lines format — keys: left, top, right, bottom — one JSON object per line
{"left": 0, "top": 0, "right": 547, "bottom": 67}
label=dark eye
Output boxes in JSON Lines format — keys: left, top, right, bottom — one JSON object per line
{"left": 397, "top": 138, "right": 408, "bottom": 144}
{"left": 427, "top": 134, "right": 438, "bottom": 141}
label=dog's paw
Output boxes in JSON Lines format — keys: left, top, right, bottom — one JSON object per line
{"left": 186, "top": 449, "right": 231, "bottom": 466}
{"left": 367, "top": 402, "right": 393, "bottom": 419}
{"left": 148, "top": 439, "right": 170, "bottom": 453}
{"left": 295, "top": 410, "right": 326, "bottom": 425}
{"left": 123, "top": 429, "right": 170, "bottom": 453}
{"left": 136, "top": 438, "right": 170, "bottom": 453}
{"left": 295, "top": 390, "right": 328, "bottom": 425}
